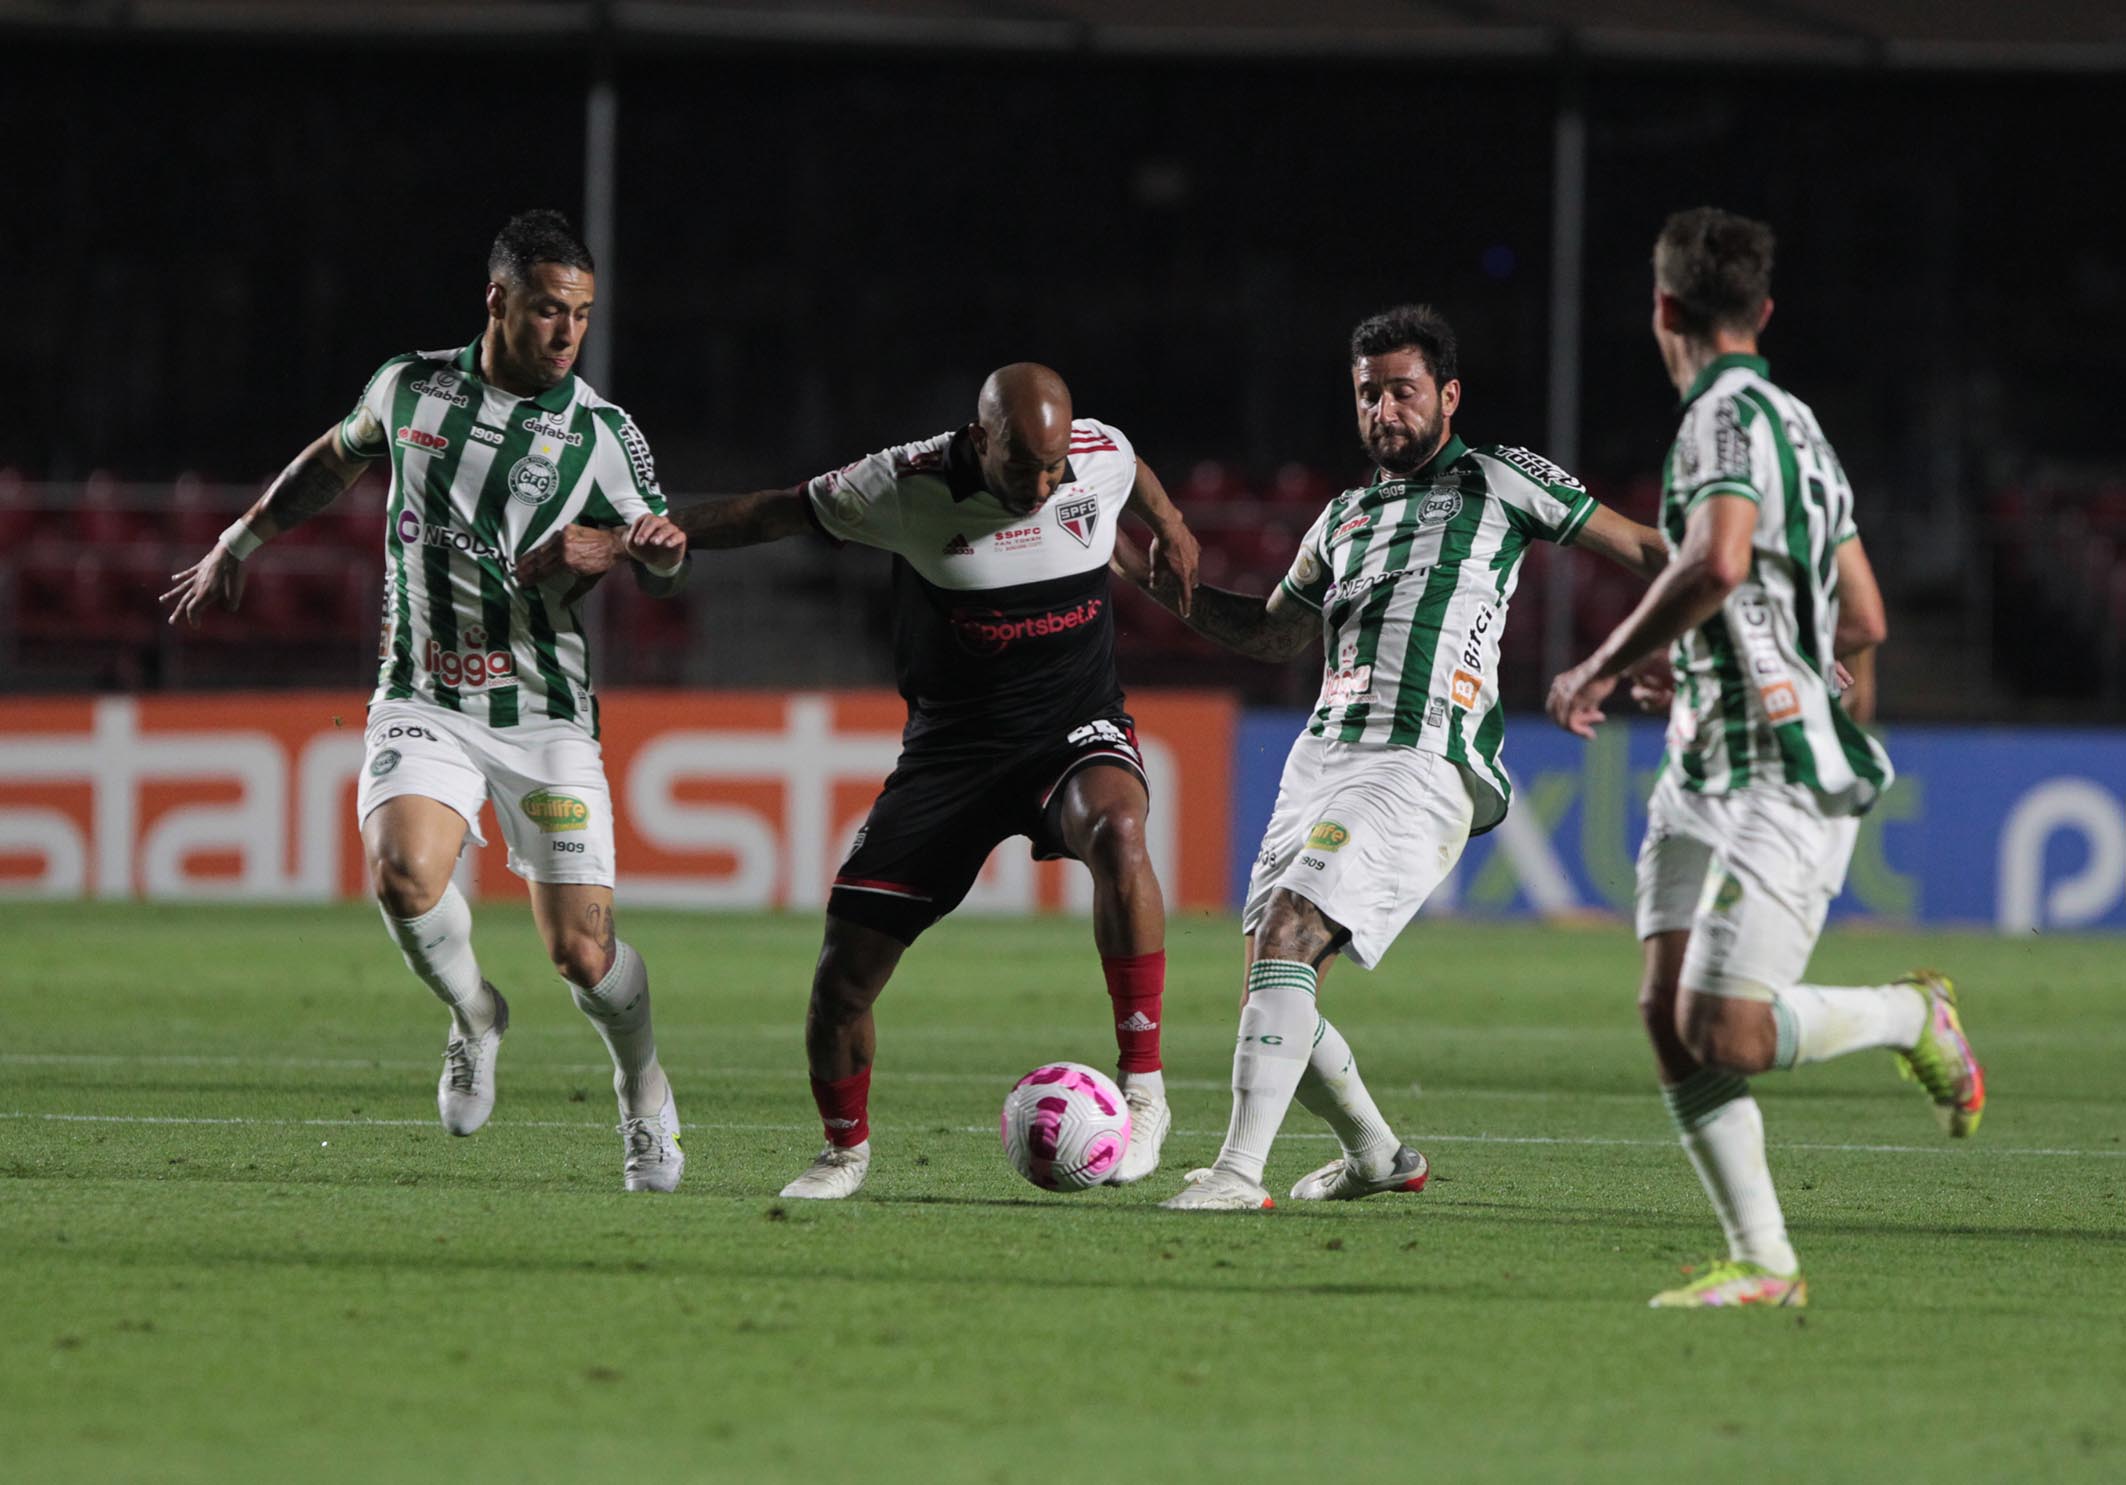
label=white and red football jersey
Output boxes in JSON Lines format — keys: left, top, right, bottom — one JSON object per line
{"left": 803, "top": 419, "right": 1139, "bottom": 749}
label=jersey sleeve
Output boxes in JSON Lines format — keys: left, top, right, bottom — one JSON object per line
{"left": 1275, "top": 503, "right": 1336, "bottom": 611}
{"left": 583, "top": 407, "right": 668, "bottom": 526}
{"left": 1477, "top": 446, "right": 1598, "bottom": 545}
{"left": 804, "top": 447, "right": 907, "bottom": 550}
{"left": 1669, "top": 394, "right": 1761, "bottom": 512}
{"left": 334, "top": 356, "right": 410, "bottom": 462}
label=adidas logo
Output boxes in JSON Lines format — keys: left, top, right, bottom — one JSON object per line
{"left": 942, "top": 533, "right": 974, "bottom": 556}
{"left": 1116, "top": 1011, "right": 1159, "bottom": 1033}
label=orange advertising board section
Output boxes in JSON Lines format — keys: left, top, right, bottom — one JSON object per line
{"left": 0, "top": 691, "right": 1234, "bottom": 911}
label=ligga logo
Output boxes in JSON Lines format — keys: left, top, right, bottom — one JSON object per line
{"left": 521, "top": 788, "right": 590, "bottom": 833}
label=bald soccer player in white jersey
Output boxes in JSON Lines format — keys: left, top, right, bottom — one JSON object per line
{"left": 1115, "top": 304, "right": 1671, "bottom": 1211}
{"left": 528, "top": 364, "right": 1202, "bottom": 1199}
{"left": 164, "top": 210, "right": 694, "bottom": 1192}
{"left": 1547, "top": 207, "right": 1985, "bottom": 1308}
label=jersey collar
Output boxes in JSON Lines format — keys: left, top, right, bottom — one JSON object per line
{"left": 456, "top": 335, "right": 578, "bottom": 412}
{"left": 1681, "top": 352, "right": 1768, "bottom": 409}
{"left": 944, "top": 426, "right": 1077, "bottom": 503}
{"left": 1374, "top": 432, "right": 1466, "bottom": 487}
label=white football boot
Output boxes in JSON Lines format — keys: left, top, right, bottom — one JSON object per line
{"left": 1159, "top": 1166, "right": 1275, "bottom": 1211}
{"left": 436, "top": 985, "right": 509, "bottom": 1136}
{"left": 620, "top": 1087, "right": 685, "bottom": 1193}
{"left": 779, "top": 1140, "right": 871, "bottom": 1200}
{"left": 1289, "top": 1144, "right": 1430, "bottom": 1201}
{"left": 1108, "top": 1080, "right": 1172, "bottom": 1186}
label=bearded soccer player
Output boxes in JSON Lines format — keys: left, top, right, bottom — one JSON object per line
{"left": 524, "top": 363, "right": 1200, "bottom": 1198}
{"left": 1545, "top": 208, "right": 1984, "bottom": 1308}
{"left": 1115, "top": 304, "right": 1669, "bottom": 1212}
{"left": 163, "top": 210, "right": 694, "bottom": 1191}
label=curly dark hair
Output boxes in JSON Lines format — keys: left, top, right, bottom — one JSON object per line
{"left": 1653, "top": 207, "right": 1774, "bottom": 337}
{"left": 1348, "top": 304, "right": 1459, "bottom": 387}
{"left": 487, "top": 209, "right": 595, "bottom": 288}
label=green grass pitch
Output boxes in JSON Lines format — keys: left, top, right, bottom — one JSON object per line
{"left": 3, "top": 904, "right": 2122, "bottom": 1483}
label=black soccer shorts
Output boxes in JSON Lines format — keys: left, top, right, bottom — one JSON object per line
{"left": 826, "top": 714, "right": 1149, "bottom": 945}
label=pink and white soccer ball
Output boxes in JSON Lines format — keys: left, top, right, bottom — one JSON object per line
{"left": 1000, "top": 1061, "right": 1133, "bottom": 1191}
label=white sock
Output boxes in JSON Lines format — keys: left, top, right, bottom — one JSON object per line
{"left": 1771, "top": 982, "right": 1928, "bottom": 1068}
{"left": 383, "top": 883, "right": 497, "bottom": 1035}
{"left": 1294, "top": 1015, "right": 1400, "bottom": 1178}
{"left": 1118, "top": 1068, "right": 1165, "bottom": 1100}
{"left": 1665, "top": 1068, "right": 1798, "bottom": 1275}
{"left": 570, "top": 939, "right": 669, "bottom": 1119}
{"left": 1212, "top": 960, "right": 1318, "bottom": 1185}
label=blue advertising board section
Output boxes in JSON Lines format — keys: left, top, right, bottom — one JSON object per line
{"left": 1230, "top": 714, "right": 2126, "bottom": 931}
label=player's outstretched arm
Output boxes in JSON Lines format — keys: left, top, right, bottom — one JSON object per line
{"left": 1122, "top": 459, "right": 1200, "bottom": 617}
{"left": 1545, "top": 492, "right": 1754, "bottom": 737}
{"left": 512, "top": 513, "right": 689, "bottom": 597}
{"left": 1569, "top": 504, "right": 1669, "bottom": 582}
{"left": 1112, "top": 529, "right": 1317, "bottom": 662}
{"left": 668, "top": 487, "right": 814, "bottom": 550}
{"left": 160, "top": 426, "right": 370, "bottom": 627}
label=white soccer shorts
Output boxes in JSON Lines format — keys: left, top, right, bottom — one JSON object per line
{"left": 356, "top": 698, "right": 617, "bottom": 887}
{"left": 1634, "top": 771, "right": 1860, "bottom": 998}
{"left": 1242, "top": 734, "right": 1476, "bottom": 969}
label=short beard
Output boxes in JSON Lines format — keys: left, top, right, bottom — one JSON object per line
{"left": 1367, "top": 415, "right": 1442, "bottom": 475}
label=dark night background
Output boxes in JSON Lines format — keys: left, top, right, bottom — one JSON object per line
{"left": 6, "top": 10, "right": 2123, "bottom": 714}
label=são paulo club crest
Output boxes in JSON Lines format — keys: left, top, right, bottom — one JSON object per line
{"left": 508, "top": 453, "right": 561, "bottom": 506}
{"left": 1054, "top": 494, "right": 1100, "bottom": 547}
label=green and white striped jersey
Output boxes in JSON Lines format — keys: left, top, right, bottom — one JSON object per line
{"left": 1278, "top": 435, "right": 1596, "bottom": 834}
{"left": 335, "top": 339, "right": 668, "bottom": 734}
{"left": 1659, "top": 353, "right": 1892, "bottom": 814}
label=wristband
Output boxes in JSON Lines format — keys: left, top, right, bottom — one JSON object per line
{"left": 218, "top": 519, "right": 264, "bottom": 560}
{"left": 642, "top": 551, "right": 686, "bottom": 578}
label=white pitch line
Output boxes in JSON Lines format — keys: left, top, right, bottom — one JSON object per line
{"left": 0, "top": 1053, "right": 1953, "bottom": 1106}
{"left": 4, "top": 1109, "right": 2121, "bottom": 1159}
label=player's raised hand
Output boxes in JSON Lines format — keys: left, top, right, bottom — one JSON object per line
{"left": 514, "top": 524, "right": 623, "bottom": 587}
{"left": 1627, "top": 653, "right": 1676, "bottom": 714}
{"left": 1148, "top": 522, "right": 1200, "bottom": 618}
{"left": 1547, "top": 660, "right": 1618, "bottom": 739}
{"left": 160, "top": 544, "right": 246, "bottom": 628}
{"left": 623, "top": 513, "right": 686, "bottom": 572}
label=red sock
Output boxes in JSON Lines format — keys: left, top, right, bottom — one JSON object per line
{"left": 810, "top": 1067, "right": 871, "bottom": 1147}
{"left": 1103, "top": 950, "right": 1165, "bottom": 1074}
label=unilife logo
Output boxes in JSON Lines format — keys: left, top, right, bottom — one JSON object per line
{"left": 951, "top": 597, "right": 1104, "bottom": 656}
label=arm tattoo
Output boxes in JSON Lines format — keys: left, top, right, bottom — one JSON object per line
{"left": 671, "top": 490, "right": 809, "bottom": 550}
{"left": 1154, "top": 583, "right": 1316, "bottom": 662}
{"left": 262, "top": 452, "right": 353, "bottom": 534}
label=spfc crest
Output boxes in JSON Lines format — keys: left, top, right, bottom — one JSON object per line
{"left": 1054, "top": 494, "right": 1100, "bottom": 548}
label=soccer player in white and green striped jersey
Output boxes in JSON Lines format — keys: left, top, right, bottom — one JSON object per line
{"left": 1117, "top": 304, "right": 1671, "bottom": 1212}
{"left": 1547, "top": 208, "right": 1986, "bottom": 1308}
{"left": 162, "top": 211, "right": 695, "bottom": 1192}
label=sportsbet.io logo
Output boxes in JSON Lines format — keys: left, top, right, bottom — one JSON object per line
{"left": 508, "top": 453, "right": 561, "bottom": 506}
{"left": 521, "top": 788, "right": 589, "bottom": 833}
{"left": 1306, "top": 820, "right": 1350, "bottom": 852}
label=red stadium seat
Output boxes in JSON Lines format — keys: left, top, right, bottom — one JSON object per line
{"left": 1268, "top": 462, "right": 1335, "bottom": 510}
